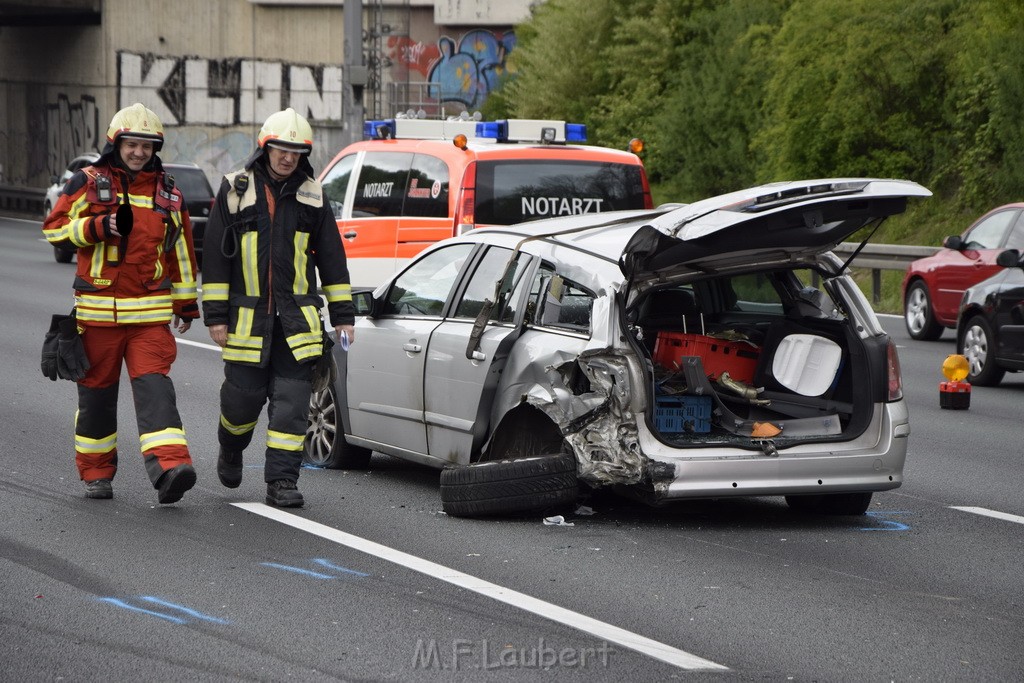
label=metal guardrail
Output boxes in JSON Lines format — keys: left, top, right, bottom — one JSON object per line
{"left": 0, "top": 184, "right": 45, "bottom": 215}
{"left": 833, "top": 242, "right": 941, "bottom": 303}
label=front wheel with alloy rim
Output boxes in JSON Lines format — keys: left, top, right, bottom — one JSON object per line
{"left": 303, "top": 385, "right": 372, "bottom": 469}
{"left": 439, "top": 453, "right": 578, "bottom": 518}
{"left": 960, "top": 315, "right": 1006, "bottom": 386}
{"left": 904, "top": 281, "right": 943, "bottom": 340}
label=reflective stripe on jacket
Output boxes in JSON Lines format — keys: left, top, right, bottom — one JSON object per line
{"left": 42, "top": 161, "right": 199, "bottom": 326}
{"left": 201, "top": 159, "right": 355, "bottom": 367}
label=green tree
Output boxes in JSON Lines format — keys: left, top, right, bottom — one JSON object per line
{"left": 753, "top": 0, "right": 957, "bottom": 186}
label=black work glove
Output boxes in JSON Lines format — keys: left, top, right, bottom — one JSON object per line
{"left": 56, "top": 316, "right": 90, "bottom": 382}
{"left": 40, "top": 314, "right": 63, "bottom": 381}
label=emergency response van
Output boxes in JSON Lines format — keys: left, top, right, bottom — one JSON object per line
{"left": 318, "top": 117, "right": 652, "bottom": 287}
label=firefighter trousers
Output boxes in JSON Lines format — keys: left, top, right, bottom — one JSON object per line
{"left": 74, "top": 324, "right": 192, "bottom": 484}
{"left": 217, "top": 317, "right": 314, "bottom": 483}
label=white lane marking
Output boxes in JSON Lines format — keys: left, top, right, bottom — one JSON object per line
{"left": 233, "top": 502, "right": 728, "bottom": 672}
{"left": 177, "top": 337, "right": 220, "bottom": 352}
{"left": 949, "top": 506, "right": 1024, "bottom": 525}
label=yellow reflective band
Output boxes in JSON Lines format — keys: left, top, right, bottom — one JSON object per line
{"left": 299, "top": 305, "right": 320, "bottom": 332}
{"left": 234, "top": 307, "right": 255, "bottom": 337}
{"left": 203, "top": 282, "right": 229, "bottom": 301}
{"left": 288, "top": 331, "right": 322, "bottom": 348}
{"left": 118, "top": 309, "right": 174, "bottom": 324}
{"left": 75, "top": 432, "right": 117, "bottom": 454}
{"left": 223, "top": 347, "right": 262, "bottom": 363}
{"left": 293, "top": 232, "right": 310, "bottom": 292}
{"left": 172, "top": 226, "right": 195, "bottom": 282}
{"left": 241, "top": 232, "right": 259, "bottom": 296}
{"left": 172, "top": 281, "right": 199, "bottom": 299}
{"left": 323, "top": 283, "right": 352, "bottom": 302}
{"left": 291, "top": 345, "right": 321, "bottom": 362}
{"left": 89, "top": 242, "right": 106, "bottom": 278}
{"left": 220, "top": 414, "right": 257, "bottom": 436}
{"left": 140, "top": 427, "right": 187, "bottom": 451}
{"left": 266, "top": 429, "right": 305, "bottom": 452}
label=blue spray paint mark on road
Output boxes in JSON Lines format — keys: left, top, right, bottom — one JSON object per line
{"left": 313, "top": 558, "right": 370, "bottom": 577}
{"left": 261, "top": 562, "right": 336, "bottom": 579}
{"left": 861, "top": 511, "right": 911, "bottom": 531}
{"left": 139, "top": 597, "right": 230, "bottom": 623}
{"left": 98, "top": 597, "right": 187, "bottom": 624}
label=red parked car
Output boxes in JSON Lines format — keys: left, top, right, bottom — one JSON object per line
{"left": 902, "top": 203, "right": 1024, "bottom": 340}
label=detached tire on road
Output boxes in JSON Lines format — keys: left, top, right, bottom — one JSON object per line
{"left": 440, "top": 453, "right": 578, "bottom": 518}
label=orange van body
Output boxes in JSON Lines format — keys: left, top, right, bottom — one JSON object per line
{"left": 318, "top": 119, "right": 652, "bottom": 288}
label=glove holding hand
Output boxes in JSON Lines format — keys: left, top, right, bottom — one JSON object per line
{"left": 56, "top": 315, "right": 90, "bottom": 382}
{"left": 40, "top": 314, "right": 63, "bottom": 381}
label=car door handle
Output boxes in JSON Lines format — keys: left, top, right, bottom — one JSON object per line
{"left": 402, "top": 343, "right": 422, "bottom": 353}
{"left": 343, "top": 230, "right": 357, "bottom": 239}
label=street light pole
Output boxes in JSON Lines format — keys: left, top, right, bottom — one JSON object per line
{"left": 343, "top": 0, "right": 367, "bottom": 149}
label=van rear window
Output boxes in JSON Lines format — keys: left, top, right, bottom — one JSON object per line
{"left": 474, "top": 160, "right": 647, "bottom": 225}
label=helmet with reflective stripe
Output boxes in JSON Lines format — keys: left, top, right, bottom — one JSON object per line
{"left": 106, "top": 102, "right": 164, "bottom": 151}
{"left": 258, "top": 108, "right": 313, "bottom": 154}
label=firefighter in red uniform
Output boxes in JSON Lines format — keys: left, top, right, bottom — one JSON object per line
{"left": 202, "top": 108, "right": 355, "bottom": 507}
{"left": 42, "top": 102, "right": 200, "bottom": 504}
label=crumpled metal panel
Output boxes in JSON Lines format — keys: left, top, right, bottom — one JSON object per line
{"left": 492, "top": 309, "right": 647, "bottom": 487}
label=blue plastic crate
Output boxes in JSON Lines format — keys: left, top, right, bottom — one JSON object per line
{"left": 654, "top": 395, "right": 712, "bottom": 433}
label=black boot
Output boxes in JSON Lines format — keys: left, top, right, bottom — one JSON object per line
{"left": 157, "top": 464, "right": 196, "bottom": 504}
{"left": 266, "top": 480, "right": 304, "bottom": 507}
{"left": 217, "top": 448, "right": 243, "bottom": 488}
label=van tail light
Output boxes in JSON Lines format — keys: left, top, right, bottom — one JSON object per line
{"left": 886, "top": 338, "right": 903, "bottom": 401}
{"left": 454, "top": 161, "right": 477, "bottom": 235}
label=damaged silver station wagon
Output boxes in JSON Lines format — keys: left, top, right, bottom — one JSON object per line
{"left": 304, "top": 178, "right": 931, "bottom": 517}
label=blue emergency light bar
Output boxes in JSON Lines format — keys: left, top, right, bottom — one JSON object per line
{"left": 476, "top": 120, "right": 587, "bottom": 143}
{"left": 362, "top": 118, "right": 588, "bottom": 144}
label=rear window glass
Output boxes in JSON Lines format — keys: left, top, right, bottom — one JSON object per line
{"left": 474, "top": 159, "right": 646, "bottom": 225}
{"left": 352, "top": 151, "right": 412, "bottom": 218}
{"left": 170, "top": 168, "right": 213, "bottom": 201}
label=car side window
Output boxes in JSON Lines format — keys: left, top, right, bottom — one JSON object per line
{"left": 352, "top": 152, "right": 412, "bottom": 218}
{"left": 453, "top": 247, "right": 531, "bottom": 322}
{"left": 321, "top": 153, "right": 357, "bottom": 219}
{"left": 383, "top": 244, "right": 474, "bottom": 316}
{"left": 728, "top": 273, "right": 786, "bottom": 315}
{"left": 526, "top": 265, "right": 594, "bottom": 332}
{"left": 403, "top": 154, "right": 449, "bottom": 219}
{"left": 1005, "top": 213, "right": 1024, "bottom": 250}
{"left": 964, "top": 210, "right": 1019, "bottom": 249}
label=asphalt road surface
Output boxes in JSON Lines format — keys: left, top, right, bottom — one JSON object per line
{"left": 2, "top": 215, "right": 1022, "bottom": 681}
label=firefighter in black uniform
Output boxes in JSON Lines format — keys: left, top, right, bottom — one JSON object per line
{"left": 202, "top": 108, "right": 355, "bottom": 507}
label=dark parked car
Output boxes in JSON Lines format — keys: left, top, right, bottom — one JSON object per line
{"left": 45, "top": 153, "right": 100, "bottom": 263}
{"left": 956, "top": 249, "right": 1024, "bottom": 386}
{"left": 902, "top": 203, "right": 1024, "bottom": 340}
{"left": 163, "top": 163, "right": 215, "bottom": 269}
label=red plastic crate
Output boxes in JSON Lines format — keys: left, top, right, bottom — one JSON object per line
{"left": 653, "top": 332, "right": 760, "bottom": 384}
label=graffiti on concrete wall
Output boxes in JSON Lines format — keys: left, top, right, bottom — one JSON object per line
{"left": 45, "top": 95, "right": 102, "bottom": 178}
{"left": 117, "top": 51, "right": 344, "bottom": 126}
{"left": 389, "top": 29, "right": 516, "bottom": 110}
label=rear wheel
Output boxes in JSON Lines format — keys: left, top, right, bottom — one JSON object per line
{"left": 961, "top": 315, "right": 1005, "bottom": 386}
{"left": 785, "top": 492, "right": 873, "bottom": 515}
{"left": 304, "top": 385, "right": 372, "bottom": 469}
{"left": 904, "top": 281, "right": 942, "bottom": 340}
{"left": 440, "top": 453, "right": 578, "bottom": 518}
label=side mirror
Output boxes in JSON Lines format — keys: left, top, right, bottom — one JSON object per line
{"left": 352, "top": 288, "right": 376, "bottom": 316}
{"left": 942, "top": 235, "right": 964, "bottom": 250}
{"left": 995, "top": 249, "right": 1022, "bottom": 268}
